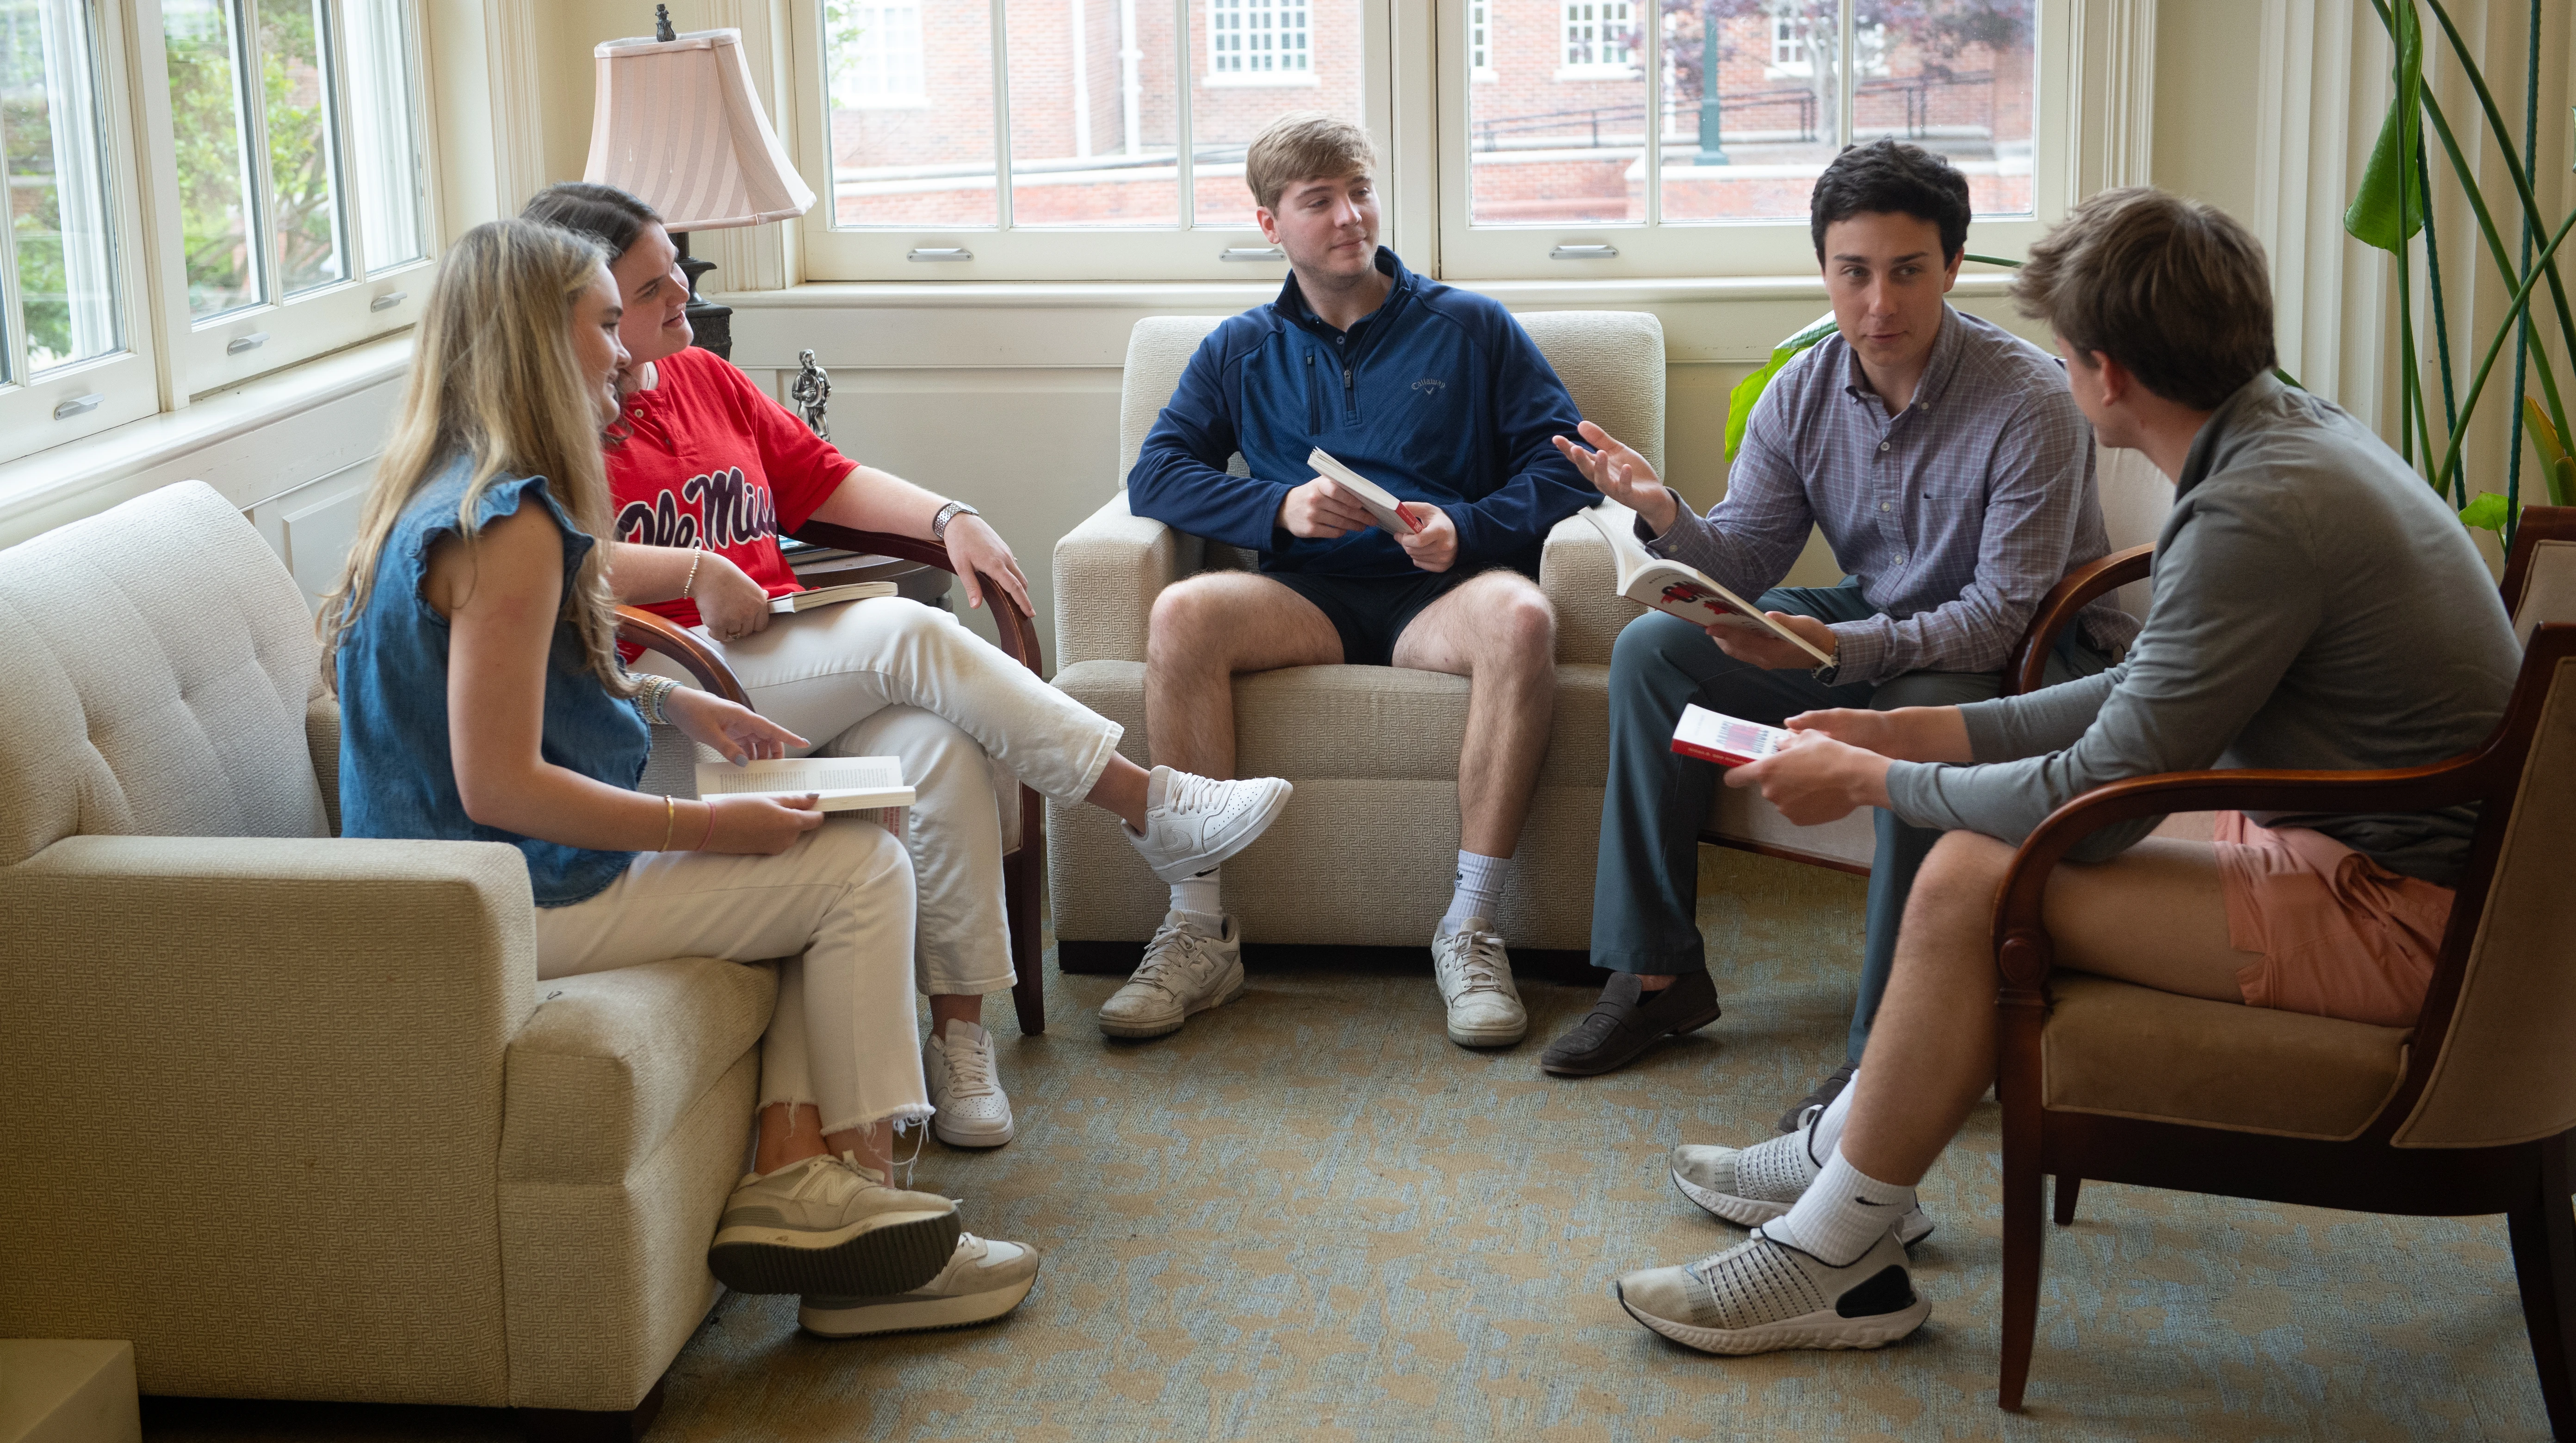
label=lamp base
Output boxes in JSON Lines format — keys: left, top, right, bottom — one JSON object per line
{"left": 672, "top": 231, "right": 734, "bottom": 361}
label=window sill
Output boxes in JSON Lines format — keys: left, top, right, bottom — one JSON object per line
{"left": 0, "top": 333, "right": 415, "bottom": 549}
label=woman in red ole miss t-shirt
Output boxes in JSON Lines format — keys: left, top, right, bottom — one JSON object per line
{"left": 520, "top": 188, "right": 1293, "bottom": 1224}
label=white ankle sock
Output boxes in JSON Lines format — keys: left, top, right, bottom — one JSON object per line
{"left": 1806, "top": 1071, "right": 1858, "bottom": 1167}
{"left": 1169, "top": 866, "right": 1222, "bottom": 925}
{"left": 1763, "top": 1146, "right": 1916, "bottom": 1266}
{"left": 1443, "top": 850, "right": 1511, "bottom": 931}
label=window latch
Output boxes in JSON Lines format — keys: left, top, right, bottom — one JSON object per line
{"left": 1220, "top": 247, "right": 1285, "bottom": 262}
{"left": 52, "top": 393, "right": 104, "bottom": 421}
{"left": 1549, "top": 244, "right": 1620, "bottom": 260}
{"left": 226, "top": 332, "right": 270, "bottom": 355}
{"left": 370, "top": 292, "right": 408, "bottom": 312}
{"left": 906, "top": 248, "right": 974, "bottom": 262}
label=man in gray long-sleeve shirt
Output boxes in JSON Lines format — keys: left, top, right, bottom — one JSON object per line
{"left": 1541, "top": 140, "right": 2136, "bottom": 1109}
{"left": 1610, "top": 189, "right": 2520, "bottom": 1359}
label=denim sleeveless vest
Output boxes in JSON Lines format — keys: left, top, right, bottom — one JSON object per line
{"left": 336, "top": 461, "right": 649, "bottom": 906}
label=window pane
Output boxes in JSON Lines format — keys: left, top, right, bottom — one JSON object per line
{"left": 4, "top": 0, "right": 124, "bottom": 376}
{"left": 343, "top": 0, "right": 425, "bottom": 272}
{"left": 1847, "top": 0, "right": 2033, "bottom": 217}
{"left": 1189, "top": 0, "right": 1358, "bottom": 225}
{"left": 1468, "top": 0, "right": 1645, "bottom": 225}
{"left": 1003, "top": 0, "right": 1180, "bottom": 228}
{"left": 165, "top": 0, "right": 262, "bottom": 317}
{"left": 261, "top": 0, "right": 348, "bottom": 294}
{"left": 1660, "top": 0, "right": 1839, "bottom": 223}
{"left": 827, "top": 0, "right": 999, "bottom": 228}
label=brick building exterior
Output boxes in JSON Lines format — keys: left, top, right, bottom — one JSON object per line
{"left": 827, "top": 0, "right": 2031, "bottom": 234}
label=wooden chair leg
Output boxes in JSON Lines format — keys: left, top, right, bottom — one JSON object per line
{"left": 2053, "top": 1174, "right": 2082, "bottom": 1226}
{"left": 1005, "top": 788, "right": 1046, "bottom": 1036}
{"left": 2508, "top": 1137, "right": 2576, "bottom": 1439}
{"left": 2000, "top": 1137, "right": 2045, "bottom": 1412}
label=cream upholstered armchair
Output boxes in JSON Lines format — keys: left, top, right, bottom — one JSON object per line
{"left": 0, "top": 482, "right": 759, "bottom": 1439}
{"left": 1047, "top": 310, "right": 1664, "bottom": 967}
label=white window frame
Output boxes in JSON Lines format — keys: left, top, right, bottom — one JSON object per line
{"left": 829, "top": 0, "right": 928, "bottom": 109}
{"left": 792, "top": 0, "right": 1397, "bottom": 282}
{"left": 1206, "top": 0, "right": 1314, "bottom": 85}
{"left": 0, "top": 0, "right": 438, "bottom": 467}
{"left": 1554, "top": 0, "right": 1631, "bottom": 79}
{"left": 1440, "top": 0, "right": 2083, "bottom": 281}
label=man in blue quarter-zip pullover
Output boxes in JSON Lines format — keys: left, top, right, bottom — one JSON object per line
{"left": 1102, "top": 111, "right": 1597, "bottom": 1050}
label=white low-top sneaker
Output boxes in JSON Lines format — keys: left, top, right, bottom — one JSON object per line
{"left": 799, "top": 1232, "right": 1042, "bottom": 1338}
{"left": 1614, "top": 1228, "right": 1929, "bottom": 1356}
{"left": 1431, "top": 917, "right": 1526, "bottom": 1047}
{"left": 1098, "top": 911, "right": 1245, "bottom": 1039}
{"left": 1122, "top": 767, "right": 1292, "bottom": 883}
{"left": 707, "top": 1152, "right": 960, "bottom": 1297}
{"left": 924, "top": 1020, "right": 1014, "bottom": 1148}
{"left": 1671, "top": 1128, "right": 1932, "bottom": 1246}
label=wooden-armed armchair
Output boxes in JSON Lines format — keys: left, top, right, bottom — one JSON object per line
{"left": 1989, "top": 508, "right": 2576, "bottom": 1427}
{"left": 614, "top": 520, "right": 1053, "bottom": 1037}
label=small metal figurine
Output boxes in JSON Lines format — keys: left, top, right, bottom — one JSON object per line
{"left": 791, "top": 349, "right": 833, "bottom": 440}
{"left": 653, "top": 4, "right": 675, "bottom": 41}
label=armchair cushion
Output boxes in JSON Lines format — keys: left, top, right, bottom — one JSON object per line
{"left": 2041, "top": 972, "right": 2410, "bottom": 1141}
{"left": 502, "top": 956, "right": 777, "bottom": 1188}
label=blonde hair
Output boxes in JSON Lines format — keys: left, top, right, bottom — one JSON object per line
{"left": 319, "top": 219, "right": 633, "bottom": 694}
{"left": 1243, "top": 112, "right": 1376, "bottom": 213}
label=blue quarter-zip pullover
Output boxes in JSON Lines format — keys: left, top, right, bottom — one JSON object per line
{"left": 1127, "top": 248, "right": 1597, "bottom": 579}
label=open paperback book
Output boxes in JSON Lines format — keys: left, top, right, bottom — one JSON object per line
{"left": 770, "top": 580, "right": 898, "bottom": 614}
{"left": 1670, "top": 703, "right": 1795, "bottom": 768}
{"left": 1579, "top": 502, "right": 1833, "bottom": 666}
{"left": 1307, "top": 447, "right": 1423, "bottom": 535}
{"left": 693, "top": 754, "right": 916, "bottom": 813}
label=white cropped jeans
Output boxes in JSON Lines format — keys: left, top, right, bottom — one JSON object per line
{"left": 534, "top": 821, "right": 929, "bottom": 1135}
{"left": 638, "top": 597, "right": 1124, "bottom": 997}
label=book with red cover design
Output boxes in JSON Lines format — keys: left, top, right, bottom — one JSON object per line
{"left": 1670, "top": 703, "right": 1795, "bottom": 768}
{"left": 1580, "top": 502, "right": 1834, "bottom": 665}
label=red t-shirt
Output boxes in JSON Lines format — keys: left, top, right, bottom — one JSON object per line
{"left": 605, "top": 345, "right": 857, "bottom": 635}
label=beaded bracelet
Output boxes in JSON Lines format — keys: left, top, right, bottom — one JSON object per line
{"left": 634, "top": 675, "right": 679, "bottom": 726}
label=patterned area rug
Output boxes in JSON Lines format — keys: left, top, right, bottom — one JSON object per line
{"left": 144, "top": 849, "right": 2551, "bottom": 1441}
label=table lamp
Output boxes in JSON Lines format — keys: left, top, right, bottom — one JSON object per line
{"left": 582, "top": 6, "right": 815, "bottom": 359}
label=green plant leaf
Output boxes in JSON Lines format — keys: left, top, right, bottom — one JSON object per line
{"left": 1724, "top": 314, "right": 1839, "bottom": 461}
{"left": 2347, "top": 0, "right": 2426, "bottom": 252}
{"left": 2459, "top": 492, "right": 2512, "bottom": 532}
{"left": 2527, "top": 396, "right": 2570, "bottom": 469}
{"left": 2553, "top": 456, "right": 2576, "bottom": 510}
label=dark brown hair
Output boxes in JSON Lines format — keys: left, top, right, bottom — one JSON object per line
{"left": 1809, "top": 138, "right": 1971, "bottom": 262}
{"left": 520, "top": 182, "right": 661, "bottom": 262}
{"left": 2013, "top": 186, "right": 2278, "bottom": 410}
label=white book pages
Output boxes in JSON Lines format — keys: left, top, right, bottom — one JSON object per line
{"left": 1306, "top": 447, "right": 1421, "bottom": 534}
{"left": 693, "top": 755, "right": 916, "bottom": 812}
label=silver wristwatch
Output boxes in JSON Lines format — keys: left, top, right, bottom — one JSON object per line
{"left": 931, "top": 500, "right": 981, "bottom": 539}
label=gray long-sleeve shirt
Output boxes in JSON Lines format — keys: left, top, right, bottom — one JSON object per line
{"left": 1650, "top": 306, "right": 2137, "bottom": 685}
{"left": 1883, "top": 374, "right": 2520, "bottom": 886}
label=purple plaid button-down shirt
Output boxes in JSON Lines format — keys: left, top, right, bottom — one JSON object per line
{"left": 1649, "top": 305, "right": 2137, "bottom": 685}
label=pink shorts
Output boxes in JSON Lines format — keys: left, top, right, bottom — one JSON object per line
{"left": 2212, "top": 811, "right": 2454, "bottom": 1028}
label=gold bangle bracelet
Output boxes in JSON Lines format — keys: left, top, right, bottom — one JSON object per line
{"left": 661, "top": 793, "right": 677, "bottom": 852}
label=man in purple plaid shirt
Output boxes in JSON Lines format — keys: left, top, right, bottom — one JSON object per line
{"left": 1539, "top": 140, "right": 2138, "bottom": 1120}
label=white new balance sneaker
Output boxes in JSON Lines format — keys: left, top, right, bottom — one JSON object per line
{"left": 798, "top": 1232, "right": 1042, "bottom": 1338}
{"left": 1431, "top": 917, "right": 1526, "bottom": 1047}
{"left": 1671, "top": 1127, "right": 1933, "bottom": 1247}
{"left": 707, "top": 1152, "right": 960, "bottom": 1297}
{"left": 1615, "top": 1228, "right": 1929, "bottom": 1356}
{"left": 1098, "top": 911, "right": 1245, "bottom": 1039}
{"left": 924, "top": 1019, "right": 1014, "bottom": 1148}
{"left": 1121, "top": 767, "right": 1292, "bottom": 883}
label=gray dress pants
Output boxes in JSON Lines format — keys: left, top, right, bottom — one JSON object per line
{"left": 1587, "top": 580, "right": 2111, "bottom": 1063}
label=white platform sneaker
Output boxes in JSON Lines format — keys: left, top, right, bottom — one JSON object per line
{"left": 1431, "top": 917, "right": 1526, "bottom": 1047}
{"left": 1121, "top": 767, "right": 1292, "bottom": 883}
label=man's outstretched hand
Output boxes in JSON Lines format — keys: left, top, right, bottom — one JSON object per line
{"left": 1553, "top": 420, "right": 1678, "bottom": 535}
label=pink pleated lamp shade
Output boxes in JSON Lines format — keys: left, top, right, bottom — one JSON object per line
{"left": 583, "top": 27, "right": 814, "bottom": 230}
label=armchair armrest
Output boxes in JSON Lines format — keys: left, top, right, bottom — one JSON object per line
{"left": 1052, "top": 491, "right": 1190, "bottom": 668}
{"left": 616, "top": 607, "right": 749, "bottom": 706}
{"left": 2003, "top": 544, "right": 2152, "bottom": 696}
{"left": 791, "top": 520, "right": 1045, "bottom": 681}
